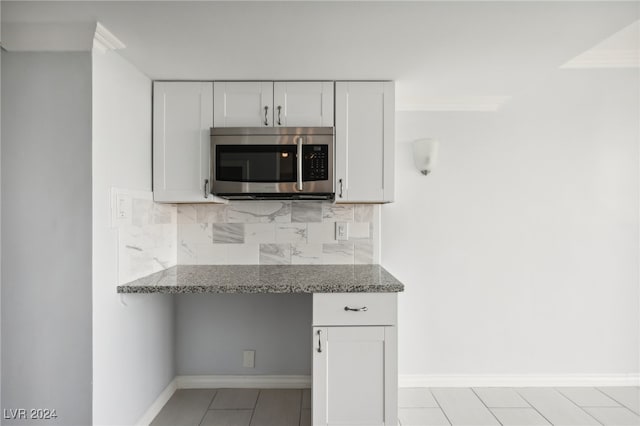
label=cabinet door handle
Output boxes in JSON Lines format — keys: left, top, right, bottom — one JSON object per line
{"left": 316, "top": 329, "right": 322, "bottom": 353}
{"left": 344, "top": 306, "right": 368, "bottom": 312}
{"left": 204, "top": 179, "right": 209, "bottom": 199}
{"left": 277, "top": 105, "right": 282, "bottom": 125}
{"left": 338, "top": 178, "right": 344, "bottom": 198}
{"left": 264, "top": 105, "right": 269, "bottom": 126}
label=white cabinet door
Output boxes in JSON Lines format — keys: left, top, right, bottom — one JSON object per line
{"left": 213, "top": 81, "right": 274, "bottom": 127}
{"left": 273, "top": 82, "right": 334, "bottom": 127}
{"left": 153, "top": 82, "right": 218, "bottom": 203}
{"left": 313, "top": 326, "right": 397, "bottom": 426}
{"left": 335, "top": 81, "right": 395, "bottom": 203}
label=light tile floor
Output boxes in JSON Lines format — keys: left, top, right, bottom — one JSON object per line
{"left": 399, "top": 387, "right": 640, "bottom": 426}
{"left": 151, "top": 387, "right": 640, "bottom": 426}
{"left": 151, "top": 388, "right": 310, "bottom": 426}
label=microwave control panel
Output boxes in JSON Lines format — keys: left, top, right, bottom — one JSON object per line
{"left": 303, "top": 145, "right": 329, "bottom": 181}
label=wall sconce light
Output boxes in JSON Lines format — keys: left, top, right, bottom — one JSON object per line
{"left": 412, "top": 138, "right": 439, "bottom": 175}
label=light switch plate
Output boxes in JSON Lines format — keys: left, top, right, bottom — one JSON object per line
{"left": 117, "top": 194, "right": 132, "bottom": 219}
{"left": 335, "top": 222, "right": 349, "bottom": 241}
{"left": 110, "top": 188, "right": 133, "bottom": 228}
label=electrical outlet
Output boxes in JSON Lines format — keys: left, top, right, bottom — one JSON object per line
{"left": 336, "top": 222, "right": 349, "bottom": 241}
{"left": 243, "top": 350, "right": 255, "bottom": 368}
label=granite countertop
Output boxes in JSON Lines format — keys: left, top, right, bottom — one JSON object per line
{"left": 116, "top": 264, "right": 404, "bottom": 294}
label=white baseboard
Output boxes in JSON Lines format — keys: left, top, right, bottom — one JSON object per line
{"left": 399, "top": 374, "right": 640, "bottom": 388}
{"left": 136, "top": 378, "right": 177, "bottom": 426}
{"left": 176, "top": 375, "right": 312, "bottom": 389}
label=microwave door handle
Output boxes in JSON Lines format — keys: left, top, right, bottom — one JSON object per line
{"left": 297, "top": 137, "right": 303, "bottom": 191}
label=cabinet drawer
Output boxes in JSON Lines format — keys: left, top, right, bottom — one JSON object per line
{"left": 313, "top": 293, "right": 397, "bottom": 326}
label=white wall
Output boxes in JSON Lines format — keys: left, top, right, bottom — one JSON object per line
{"left": 92, "top": 49, "right": 175, "bottom": 425}
{"left": 176, "top": 294, "right": 311, "bottom": 375}
{"left": 1, "top": 52, "right": 92, "bottom": 425}
{"left": 383, "top": 69, "right": 639, "bottom": 382}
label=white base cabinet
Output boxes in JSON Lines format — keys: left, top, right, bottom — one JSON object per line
{"left": 312, "top": 293, "right": 398, "bottom": 426}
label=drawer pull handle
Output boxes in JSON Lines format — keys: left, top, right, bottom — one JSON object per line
{"left": 317, "top": 330, "right": 322, "bottom": 353}
{"left": 344, "top": 306, "right": 368, "bottom": 312}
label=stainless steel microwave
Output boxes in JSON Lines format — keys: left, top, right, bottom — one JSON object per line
{"left": 210, "top": 127, "right": 335, "bottom": 200}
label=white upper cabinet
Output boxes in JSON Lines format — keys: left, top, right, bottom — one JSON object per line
{"left": 273, "top": 82, "right": 334, "bottom": 127}
{"left": 214, "top": 81, "right": 274, "bottom": 127}
{"left": 153, "top": 80, "right": 394, "bottom": 204}
{"left": 214, "top": 81, "right": 334, "bottom": 127}
{"left": 153, "top": 81, "right": 220, "bottom": 203}
{"left": 335, "top": 81, "right": 395, "bottom": 203}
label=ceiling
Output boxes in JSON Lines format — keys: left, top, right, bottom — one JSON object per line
{"left": 2, "top": 1, "right": 639, "bottom": 110}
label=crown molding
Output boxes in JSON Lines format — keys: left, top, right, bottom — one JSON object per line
{"left": 396, "top": 96, "right": 511, "bottom": 112}
{"left": 1, "top": 22, "right": 95, "bottom": 51}
{"left": 1, "top": 21, "right": 125, "bottom": 52}
{"left": 561, "top": 49, "right": 639, "bottom": 68}
{"left": 93, "top": 22, "right": 126, "bottom": 53}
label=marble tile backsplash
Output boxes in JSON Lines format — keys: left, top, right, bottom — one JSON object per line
{"left": 177, "top": 202, "right": 378, "bottom": 265}
{"left": 116, "top": 192, "right": 177, "bottom": 285}
{"left": 116, "top": 196, "right": 377, "bottom": 285}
